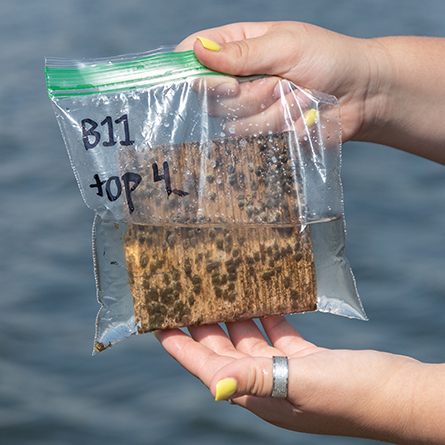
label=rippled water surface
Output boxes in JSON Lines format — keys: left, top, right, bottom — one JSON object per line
{"left": 1, "top": 1, "right": 445, "bottom": 444}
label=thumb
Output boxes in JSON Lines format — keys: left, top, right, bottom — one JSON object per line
{"left": 194, "top": 34, "right": 283, "bottom": 78}
{"left": 211, "top": 357, "right": 277, "bottom": 401}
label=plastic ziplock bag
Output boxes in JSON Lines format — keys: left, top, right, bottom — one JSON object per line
{"left": 45, "top": 46, "right": 366, "bottom": 353}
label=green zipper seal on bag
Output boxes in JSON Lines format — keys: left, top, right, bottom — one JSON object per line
{"left": 45, "top": 49, "right": 223, "bottom": 98}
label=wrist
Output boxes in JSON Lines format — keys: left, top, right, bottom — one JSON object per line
{"left": 354, "top": 358, "right": 445, "bottom": 444}
{"left": 353, "top": 36, "right": 445, "bottom": 163}
{"left": 348, "top": 37, "right": 395, "bottom": 144}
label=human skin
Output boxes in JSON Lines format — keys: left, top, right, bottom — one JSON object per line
{"left": 179, "top": 21, "right": 445, "bottom": 164}
{"left": 156, "top": 316, "right": 445, "bottom": 444}
{"left": 156, "top": 22, "right": 445, "bottom": 443}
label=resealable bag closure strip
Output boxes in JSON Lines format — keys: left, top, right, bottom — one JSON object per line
{"left": 46, "top": 46, "right": 366, "bottom": 354}
{"left": 46, "top": 49, "right": 233, "bottom": 97}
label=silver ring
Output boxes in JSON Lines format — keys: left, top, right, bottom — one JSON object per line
{"left": 271, "top": 356, "right": 288, "bottom": 398}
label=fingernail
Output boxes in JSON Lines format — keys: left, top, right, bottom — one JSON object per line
{"left": 196, "top": 36, "right": 221, "bottom": 52}
{"left": 214, "top": 378, "right": 237, "bottom": 401}
{"left": 304, "top": 108, "right": 319, "bottom": 127}
{"left": 215, "top": 82, "right": 238, "bottom": 97}
{"left": 273, "top": 80, "right": 292, "bottom": 99}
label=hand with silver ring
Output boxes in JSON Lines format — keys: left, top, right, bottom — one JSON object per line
{"left": 155, "top": 315, "right": 443, "bottom": 443}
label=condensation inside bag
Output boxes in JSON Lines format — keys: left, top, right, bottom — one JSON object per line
{"left": 45, "top": 48, "right": 366, "bottom": 353}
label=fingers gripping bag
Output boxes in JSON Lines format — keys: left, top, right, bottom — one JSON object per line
{"left": 45, "top": 46, "right": 366, "bottom": 354}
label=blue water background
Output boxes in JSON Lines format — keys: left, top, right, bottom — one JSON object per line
{"left": 1, "top": 1, "right": 445, "bottom": 444}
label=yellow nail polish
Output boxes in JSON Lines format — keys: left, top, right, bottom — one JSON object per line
{"left": 214, "top": 378, "right": 237, "bottom": 401}
{"left": 196, "top": 36, "right": 221, "bottom": 52}
{"left": 304, "top": 108, "right": 319, "bottom": 127}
